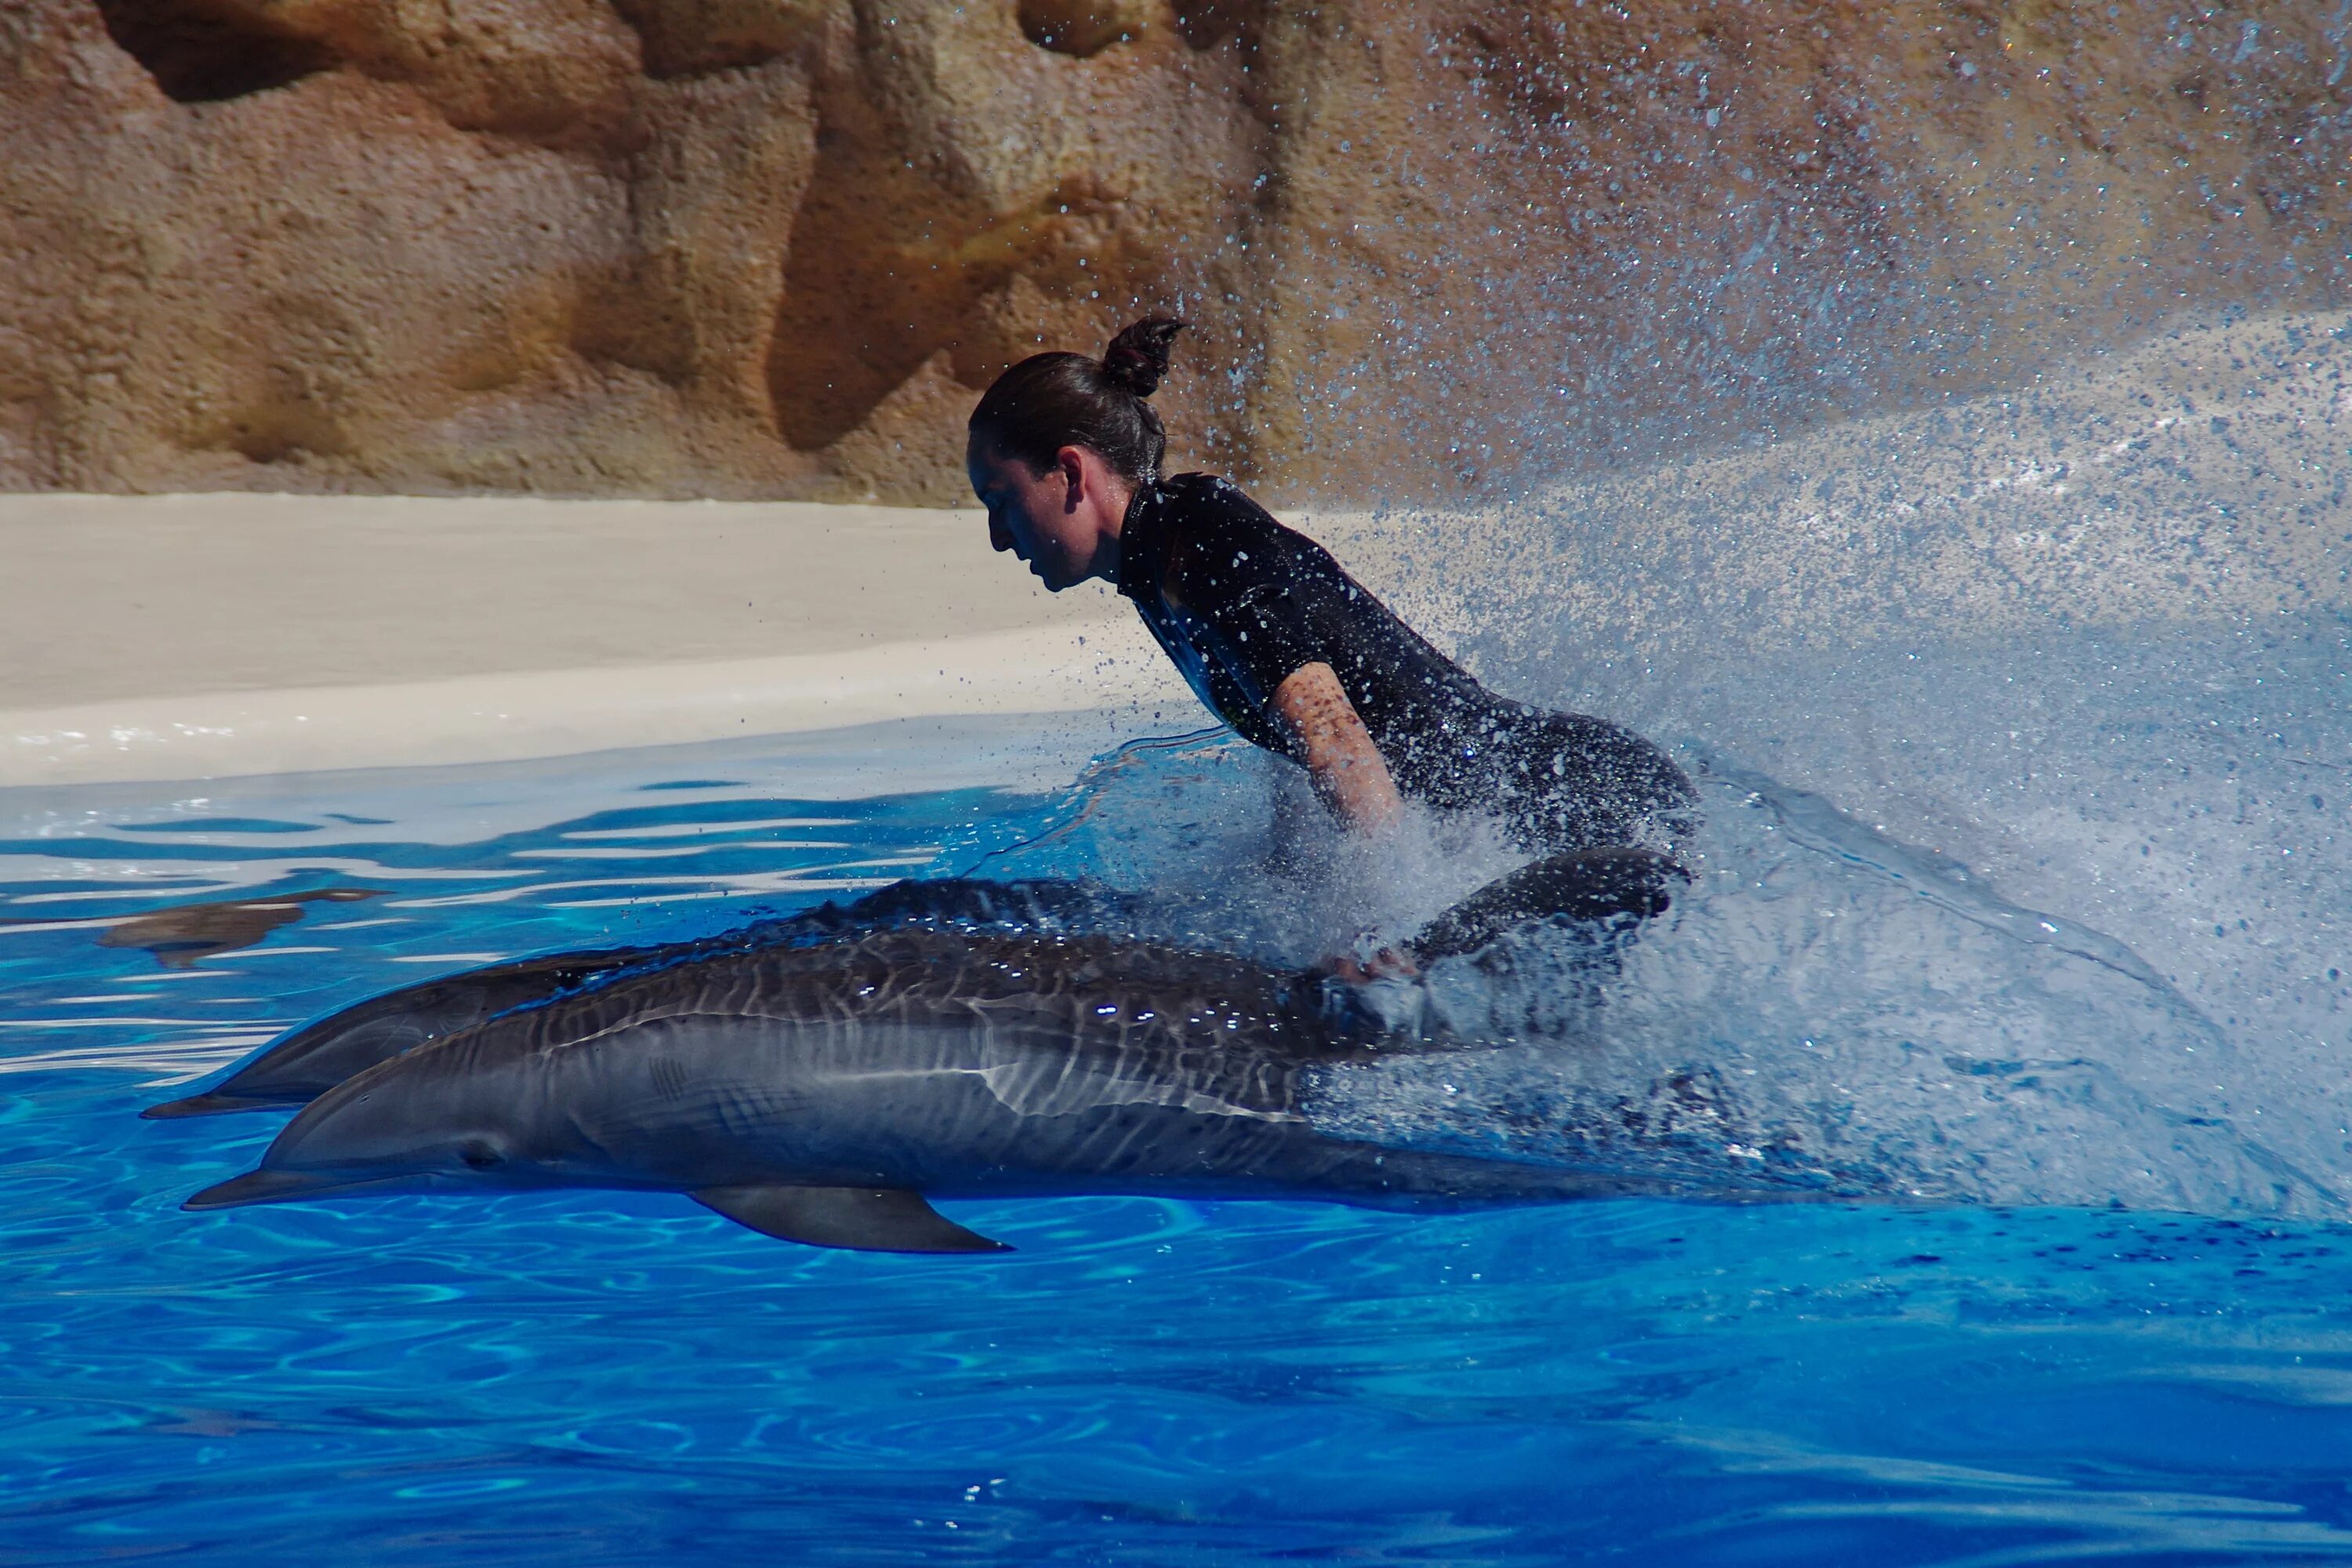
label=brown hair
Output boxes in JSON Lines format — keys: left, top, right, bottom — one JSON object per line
{"left": 967, "top": 318, "right": 1185, "bottom": 484}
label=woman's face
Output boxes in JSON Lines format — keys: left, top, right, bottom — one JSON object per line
{"left": 967, "top": 443, "right": 1127, "bottom": 592}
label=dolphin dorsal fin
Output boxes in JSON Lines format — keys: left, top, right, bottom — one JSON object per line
{"left": 692, "top": 1185, "right": 1009, "bottom": 1254}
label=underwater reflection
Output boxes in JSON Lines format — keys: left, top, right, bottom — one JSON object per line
{"left": 49, "top": 886, "right": 388, "bottom": 969}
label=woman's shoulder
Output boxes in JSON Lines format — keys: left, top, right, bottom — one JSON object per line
{"left": 1156, "top": 473, "right": 1314, "bottom": 550}
{"left": 1152, "top": 474, "right": 1344, "bottom": 593}
{"left": 1157, "top": 470, "right": 1262, "bottom": 516}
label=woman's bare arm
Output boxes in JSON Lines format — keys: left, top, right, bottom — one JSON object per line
{"left": 1272, "top": 662, "right": 1403, "bottom": 836}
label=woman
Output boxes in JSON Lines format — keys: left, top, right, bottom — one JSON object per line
{"left": 966, "top": 318, "right": 1697, "bottom": 869}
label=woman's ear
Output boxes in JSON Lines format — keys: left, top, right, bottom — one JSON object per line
{"left": 1054, "top": 445, "right": 1087, "bottom": 510}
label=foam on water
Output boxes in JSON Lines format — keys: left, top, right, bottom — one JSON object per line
{"left": 1315, "top": 313, "right": 2352, "bottom": 1218}
{"left": 971, "top": 721, "right": 2326, "bottom": 1217}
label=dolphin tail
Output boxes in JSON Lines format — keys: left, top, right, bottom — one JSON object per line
{"left": 693, "top": 1184, "right": 1009, "bottom": 1254}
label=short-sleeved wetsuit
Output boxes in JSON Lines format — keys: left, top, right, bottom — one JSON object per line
{"left": 1115, "top": 473, "right": 1697, "bottom": 854}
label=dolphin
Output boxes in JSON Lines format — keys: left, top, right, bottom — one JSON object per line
{"left": 142, "top": 877, "right": 1139, "bottom": 1119}
{"left": 141, "top": 945, "right": 666, "bottom": 1118}
{"left": 146, "top": 852, "right": 1681, "bottom": 1121}
{"left": 180, "top": 853, "right": 1692, "bottom": 1253}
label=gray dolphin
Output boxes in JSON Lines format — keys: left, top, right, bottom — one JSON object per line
{"left": 142, "top": 878, "right": 1139, "bottom": 1120}
{"left": 141, "top": 946, "right": 662, "bottom": 1118}
{"left": 183, "top": 926, "right": 1679, "bottom": 1252}
{"left": 145, "top": 855, "right": 1682, "bottom": 1123}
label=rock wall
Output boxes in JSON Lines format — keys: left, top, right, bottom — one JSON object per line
{"left": 2, "top": 0, "right": 2345, "bottom": 503}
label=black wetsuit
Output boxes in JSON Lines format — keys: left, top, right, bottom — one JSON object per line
{"left": 1115, "top": 474, "right": 1697, "bottom": 855}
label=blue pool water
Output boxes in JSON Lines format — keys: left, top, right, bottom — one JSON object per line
{"left": 3, "top": 673, "right": 2351, "bottom": 1564}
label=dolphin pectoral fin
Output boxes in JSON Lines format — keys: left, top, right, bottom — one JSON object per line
{"left": 691, "top": 1185, "right": 1010, "bottom": 1254}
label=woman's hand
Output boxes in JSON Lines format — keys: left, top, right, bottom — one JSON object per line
{"left": 1272, "top": 662, "right": 1404, "bottom": 836}
{"left": 1317, "top": 945, "right": 1421, "bottom": 983}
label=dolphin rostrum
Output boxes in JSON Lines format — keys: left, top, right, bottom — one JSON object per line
{"left": 181, "top": 901, "right": 1690, "bottom": 1253}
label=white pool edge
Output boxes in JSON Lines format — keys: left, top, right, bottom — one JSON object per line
{"left": 2, "top": 619, "right": 1189, "bottom": 787}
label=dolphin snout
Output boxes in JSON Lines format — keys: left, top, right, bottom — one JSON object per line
{"left": 183, "top": 1167, "right": 406, "bottom": 1210}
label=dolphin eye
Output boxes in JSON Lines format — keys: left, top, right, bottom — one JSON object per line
{"left": 459, "top": 1143, "right": 503, "bottom": 1171}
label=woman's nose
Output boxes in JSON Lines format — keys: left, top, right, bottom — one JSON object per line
{"left": 989, "top": 516, "right": 1013, "bottom": 552}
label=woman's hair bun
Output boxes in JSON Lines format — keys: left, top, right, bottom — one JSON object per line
{"left": 1102, "top": 318, "right": 1185, "bottom": 398}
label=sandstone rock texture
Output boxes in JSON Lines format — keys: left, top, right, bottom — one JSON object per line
{"left": 2, "top": 0, "right": 2345, "bottom": 503}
